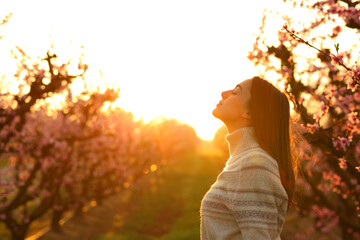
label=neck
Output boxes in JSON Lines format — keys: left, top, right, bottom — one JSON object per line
{"left": 224, "top": 120, "right": 252, "bottom": 133}
{"left": 225, "top": 126, "right": 259, "bottom": 157}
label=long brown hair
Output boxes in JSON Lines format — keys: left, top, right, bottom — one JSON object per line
{"left": 249, "top": 76, "right": 298, "bottom": 209}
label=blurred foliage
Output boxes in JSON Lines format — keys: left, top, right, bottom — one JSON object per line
{"left": 212, "top": 125, "right": 229, "bottom": 158}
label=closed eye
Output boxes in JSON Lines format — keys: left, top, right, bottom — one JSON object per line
{"left": 232, "top": 85, "right": 241, "bottom": 95}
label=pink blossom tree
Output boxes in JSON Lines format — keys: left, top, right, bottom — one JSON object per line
{"left": 0, "top": 49, "right": 200, "bottom": 240}
{"left": 249, "top": 0, "right": 360, "bottom": 238}
{"left": 0, "top": 48, "right": 90, "bottom": 239}
{"left": 0, "top": 12, "right": 200, "bottom": 239}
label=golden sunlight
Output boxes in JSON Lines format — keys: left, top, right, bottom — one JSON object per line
{"left": 0, "top": 0, "right": 289, "bottom": 140}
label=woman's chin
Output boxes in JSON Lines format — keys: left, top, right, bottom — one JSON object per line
{"left": 212, "top": 108, "right": 222, "bottom": 120}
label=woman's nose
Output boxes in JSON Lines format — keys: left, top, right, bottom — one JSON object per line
{"left": 221, "top": 90, "right": 230, "bottom": 99}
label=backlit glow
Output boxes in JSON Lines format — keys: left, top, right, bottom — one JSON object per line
{"left": 0, "top": 0, "right": 290, "bottom": 140}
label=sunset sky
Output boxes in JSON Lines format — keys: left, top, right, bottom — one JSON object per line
{"left": 0, "top": 0, "right": 289, "bottom": 140}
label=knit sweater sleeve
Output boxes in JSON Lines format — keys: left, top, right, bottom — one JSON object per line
{"left": 216, "top": 150, "right": 288, "bottom": 239}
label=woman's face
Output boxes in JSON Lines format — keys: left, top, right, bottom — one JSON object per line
{"left": 212, "top": 79, "right": 252, "bottom": 123}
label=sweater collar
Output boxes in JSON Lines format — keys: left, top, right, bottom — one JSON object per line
{"left": 225, "top": 126, "right": 259, "bottom": 157}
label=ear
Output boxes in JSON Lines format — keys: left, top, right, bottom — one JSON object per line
{"left": 242, "top": 111, "right": 251, "bottom": 120}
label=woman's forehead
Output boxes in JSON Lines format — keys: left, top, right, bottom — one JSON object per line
{"left": 237, "top": 79, "right": 252, "bottom": 88}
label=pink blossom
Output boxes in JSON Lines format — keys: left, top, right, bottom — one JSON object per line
{"left": 350, "top": 65, "right": 360, "bottom": 92}
{"left": 321, "top": 215, "right": 339, "bottom": 233}
{"left": 323, "top": 171, "right": 342, "bottom": 186}
{"left": 329, "top": 85, "right": 339, "bottom": 98}
{"left": 298, "top": 96, "right": 304, "bottom": 104}
{"left": 34, "top": 198, "right": 40, "bottom": 205}
{"left": 353, "top": 232, "right": 360, "bottom": 239}
{"left": 305, "top": 122, "right": 320, "bottom": 134}
{"left": 348, "top": 111, "right": 359, "bottom": 123}
{"left": 348, "top": 80, "right": 358, "bottom": 92}
{"left": 338, "top": 157, "right": 347, "bottom": 169}
{"left": 348, "top": 102, "right": 355, "bottom": 112}
{"left": 331, "top": 52, "right": 344, "bottom": 65}
{"left": 347, "top": 7, "right": 358, "bottom": 15}
{"left": 42, "top": 190, "right": 51, "bottom": 198}
{"left": 339, "top": 86, "right": 347, "bottom": 95}
{"left": 352, "top": 65, "right": 360, "bottom": 79}
{"left": 19, "top": 171, "right": 29, "bottom": 181}
{"left": 354, "top": 92, "right": 360, "bottom": 102}
{"left": 59, "top": 64, "right": 66, "bottom": 73}
{"left": 332, "top": 136, "right": 351, "bottom": 151}
{"left": 331, "top": 26, "right": 342, "bottom": 38}
{"left": 78, "top": 63, "right": 88, "bottom": 71}
{"left": 346, "top": 111, "right": 360, "bottom": 132}
{"left": 320, "top": 102, "right": 329, "bottom": 113}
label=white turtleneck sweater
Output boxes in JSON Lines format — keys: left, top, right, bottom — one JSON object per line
{"left": 200, "top": 126, "right": 288, "bottom": 240}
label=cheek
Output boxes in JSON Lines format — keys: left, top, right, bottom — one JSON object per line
{"left": 222, "top": 98, "right": 244, "bottom": 119}
{"left": 229, "top": 98, "right": 243, "bottom": 109}
{"left": 228, "top": 96, "right": 244, "bottom": 110}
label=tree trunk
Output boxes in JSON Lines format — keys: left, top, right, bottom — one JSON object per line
{"left": 10, "top": 225, "right": 28, "bottom": 240}
{"left": 51, "top": 210, "right": 63, "bottom": 232}
{"left": 74, "top": 204, "right": 85, "bottom": 218}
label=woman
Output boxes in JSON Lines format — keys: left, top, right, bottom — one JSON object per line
{"left": 200, "top": 76, "right": 297, "bottom": 239}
